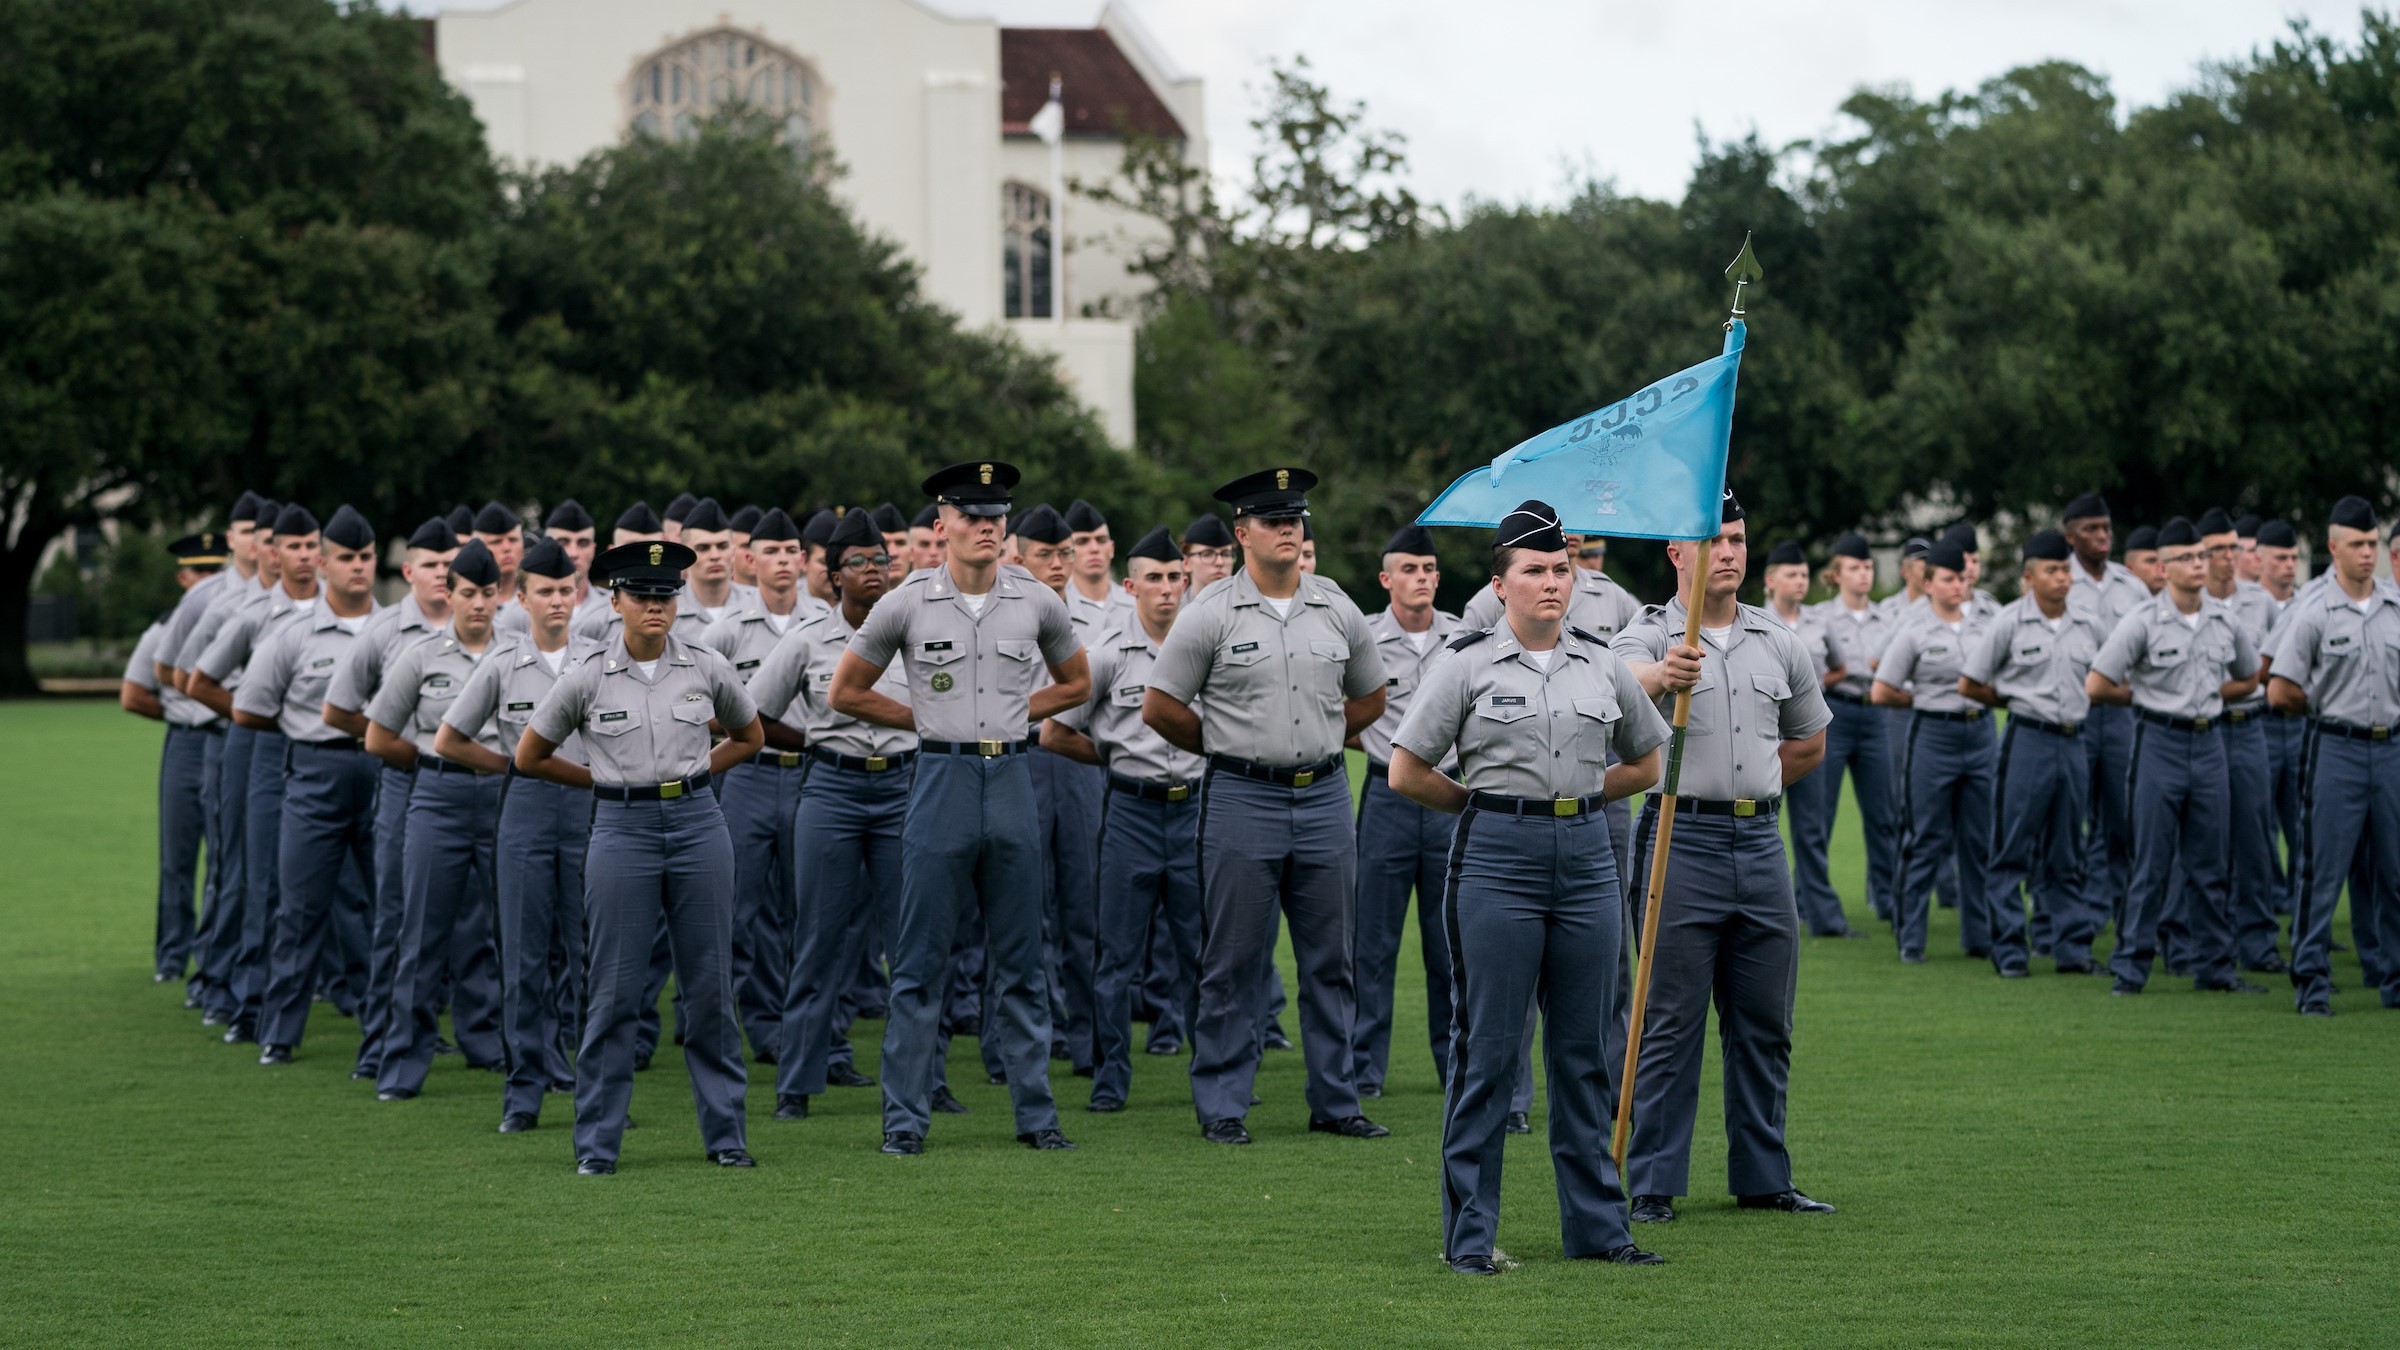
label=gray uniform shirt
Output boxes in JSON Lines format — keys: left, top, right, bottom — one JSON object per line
{"left": 178, "top": 576, "right": 274, "bottom": 679}
{"left": 847, "top": 563, "right": 1081, "bottom": 744}
{"left": 444, "top": 636, "right": 604, "bottom": 765}
{"left": 157, "top": 569, "right": 231, "bottom": 673}
{"left": 749, "top": 605, "right": 918, "bottom": 761}
{"left": 235, "top": 605, "right": 378, "bottom": 742}
{"left": 1356, "top": 607, "right": 1462, "bottom": 769}
{"left": 1875, "top": 608, "right": 1993, "bottom": 715}
{"left": 369, "top": 625, "right": 509, "bottom": 758}
{"left": 1612, "top": 600, "right": 1833, "bottom": 802}
{"left": 1068, "top": 584, "right": 1133, "bottom": 641}
{"left": 2091, "top": 594, "right": 2259, "bottom": 720}
{"left": 127, "top": 622, "right": 219, "bottom": 727}
{"left": 326, "top": 592, "right": 439, "bottom": 715}
{"left": 1060, "top": 626, "right": 1208, "bottom": 785}
{"left": 2266, "top": 583, "right": 2400, "bottom": 726}
{"left": 527, "top": 631, "right": 759, "bottom": 785}
{"left": 2223, "top": 581, "right": 2282, "bottom": 711}
{"left": 1815, "top": 597, "right": 1897, "bottom": 700}
{"left": 1460, "top": 568, "right": 1644, "bottom": 643}
{"left": 195, "top": 586, "right": 316, "bottom": 689}
{"left": 1962, "top": 597, "right": 2107, "bottom": 725}
{"left": 1148, "top": 571, "right": 1387, "bottom": 767}
{"left": 1396, "top": 626, "right": 1669, "bottom": 799}
{"left": 700, "top": 602, "right": 817, "bottom": 687}
{"left": 1768, "top": 602, "right": 1847, "bottom": 687}
{"left": 2071, "top": 558, "right": 2151, "bottom": 637}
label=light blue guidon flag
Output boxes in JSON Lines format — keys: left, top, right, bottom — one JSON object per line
{"left": 1417, "top": 320, "right": 1745, "bottom": 541}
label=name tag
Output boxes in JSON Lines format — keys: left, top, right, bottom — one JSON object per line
{"left": 2016, "top": 645, "right": 2045, "bottom": 659}
{"left": 310, "top": 657, "right": 335, "bottom": 669}
{"left": 1231, "top": 642, "right": 1259, "bottom": 654}
{"left": 506, "top": 701, "right": 534, "bottom": 712}
{"left": 1490, "top": 695, "right": 1527, "bottom": 707}
{"left": 736, "top": 659, "right": 760, "bottom": 670}
{"left": 2155, "top": 647, "right": 2183, "bottom": 661}
{"left": 425, "top": 676, "right": 451, "bottom": 689}
{"left": 1387, "top": 677, "right": 1401, "bottom": 687}
{"left": 924, "top": 640, "right": 954, "bottom": 652}
{"left": 598, "top": 711, "right": 628, "bottom": 723}
{"left": 2328, "top": 634, "right": 2353, "bottom": 649}
{"left": 1116, "top": 685, "right": 1146, "bottom": 699}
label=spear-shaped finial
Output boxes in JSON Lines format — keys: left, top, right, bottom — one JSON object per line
{"left": 1725, "top": 232, "right": 1762, "bottom": 320}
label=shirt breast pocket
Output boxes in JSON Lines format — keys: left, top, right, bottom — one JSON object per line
{"left": 1571, "top": 694, "right": 1621, "bottom": 764}
{"left": 915, "top": 640, "right": 966, "bottom": 700}
{"left": 1471, "top": 697, "right": 1537, "bottom": 768}
{"left": 1684, "top": 671, "right": 1721, "bottom": 736}
{"left": 588, "top": 706, "right": 642, "bottom": 738}
{"left": 1111, "top": 682, "right": 1147, "bottom": 709}
{"left": 1750, "top": 673, "right": 1791, "bottom": 738}
{"left": 1219, "top": 641, "right": 1267, "bottom": 670}
{"left": 2145, "top": 641, "right": 2192, "bottom": 673}
{"left": 1310, "top": 640, "right": 1350, "bottom": 664}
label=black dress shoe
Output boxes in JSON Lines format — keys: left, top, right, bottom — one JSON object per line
{"left": 773, "top": 1094, "right": 810, "bottom": 1121}
{"left": 548, "top": 1080, "right": 575, "bottom": 1095}
{"left": 1899, "top": 951, "right": 1926, "bottom": 966}
{"left": 433, "top": 1038, "right": 458, "bottom": 1056}
{"left": 1018, "top": 1128, "right": 1077, "bottom": 1150}
{"left": 633, "top": 1051, "right": 653, "bottom": 1072}
{"left": 1071, "top": 1064, "right": 1095, "bottom": 1079}
{"left": 1629, "top": 1195, "right": 1676, "bottom": 1224}
{"left": 1579, "top": 1244, "right": 1665, "bottom": 1266}
{"left": 827, "top": 1063, "right": 876, "bottom": 1089}
{"left": 182, "top": 992, "right": 201, "bottom": 1009}
{"left": 498, "top": 1112, "right": 538, "bottom": 1134}
{"left": 1738, "top": 1189, "right": 1836, "bottom": 1214}
{"left": 1359, "top": 1083, "right": 1383, "bottom": 1099}
{"left": 200, "top": 1010, "right": 228, "bottom": 1028}
{"left": 985, "top": 1072, "right": 1007, "bottom": 1086}
{"left": 1308, "top": 1115, "right": 1389, "bottom": 1139}
{"left": 751, "top": 1048, "right": 777, "bottom": 1066}
{"left": 221, "top": 1019, "right": 257, "bottom": 1045}
{"left": 708, "top": 1148, "right": 757, "bottom": 1167}
{"left": 2199, "top": 977, "right": 2269, "bottom": 994}
{"left": 258, "top": 1045, "right": 293, "bottom": 1065}
{"left": 1144, "top": 1038, "right": 1181, "bottom": 1056}
{"left": 2032, "top": 944, "right": 2053, "bottom": 959}
{"left": 1504, "top": 1111, "right": 1531, "bottom": 1135}
{"left": 576, "top": 1158, "right": 614, "bottom": 1175}
{"left": 1262, "top": 1027, "right": 1294, "bottom": 1051}
{"left": 465, "top": 1059, "right": 505, "bottom": 1074}
{"left": 377, "top": 1088, "right": 417, "bottom": 1102}
{"left": 1997, "top": 966, "right": 2029, "bottom": 979}
{"left": 1200, "top": 1118, "right": 1252, "bottom": 1145}
{"left": 1447, "top": 1255, "right": 1500, "bottom": 1276}
{"left": 2247, "top": 956, "right": 2290, "bottom": 974}
{"left": 2299, "top": 1004, "right": 2334, "bottom": 1018}
{"left": 2056, "top": 961, "right": 2096, "bottom": 975}
{"left": 880, "top": 1131, "right": 923, "bottom": 1156}
{"left": 2110, "top": 977, "right": 2142, "bottom": 996}
{"left": 1050, "top": 1042, "right": 1073, "bottom": 1062}
{"left": 350, "top": 1067, "right": 376, "bottom": 1081}
{"left": 1086, "top": 1096, "right": 1126, "bottom": 1113}
{"left": 1963, "top": 946, "right": 1991, "bottom": 960}
{"left": 930, "top": 1086, "right": 970, "bottom": 1115}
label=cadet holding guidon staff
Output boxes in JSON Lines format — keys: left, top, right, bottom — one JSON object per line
{"left": 1144, "top": 467, "right": 1391, "bottom": 1146}
{"left": 2085, "top": 517, "right": 2266, "bottom": 997}
{"left": 1960, "top": 531, "right": 2110, "bottom": 976}
{"left": 1806, "top": 533, "right": 1901, "bottom": 925}
{"left": 519, "top": 539, "right": 765, "bottom": 1174}
{"left": 1762, "top": 541, "right": 1853, "bottom": 938}
{"left": 1873, "top": 539, "right": 1997, "bottom": 964}
{"left": 831, "top": 461, "right": 1091, "bottom": 1156}
{"left": 2268, "top": 496, "right": 2400, "bottom": 1017}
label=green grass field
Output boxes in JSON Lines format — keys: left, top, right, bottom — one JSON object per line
{"left": 2, "top": 699, "right": 2393, "bottom": 1345}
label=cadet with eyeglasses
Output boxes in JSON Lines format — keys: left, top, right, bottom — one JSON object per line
{"left": 1807, "top": 532, "right": 1902, "bottom": 925}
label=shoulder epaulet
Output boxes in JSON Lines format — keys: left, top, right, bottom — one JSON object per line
{"left": 1447, "top": 629, "right": 1492, "bottom": 653}
{"left": 516, "top": 651, "right": 538, "bottom": 667}
{"left": 1568, "top": 626, "right": 1605, "bottom": 646}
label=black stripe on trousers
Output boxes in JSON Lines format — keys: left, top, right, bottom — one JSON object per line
{"left": 1989, "top": 720, "right": 2017, "bottom": 862}
{"left": 2292, "top": 721, "right": 2327, "bottom": 963}
{"left": 1895, "top": 714, "right": 1924, "bottom": 932}
{"left": 1436, "top": 805, "right": 1478, "bottom": 1252}
{"left": 1193, "top": 763, "right": 1216, "bottom": 958}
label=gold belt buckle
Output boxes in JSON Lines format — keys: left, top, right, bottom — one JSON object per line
{"left": 1166, "top": 784, "right": 1190, "bottom": 802}
{"left": 1965, "top": 707, "right": 1984, "bottom": 720}
{"left": 2373, "top": 726, "right": 2391, "bottom": 742}
{"left": 1733, "top": 798, "right": 1758, "bottom": 818}
{"left": 978, "top": 738, "right": 1003, "bottom": 757}
{"left": 2062, "top": 722, "right": 2079, "bottom": 736}
{"left": 1552, "top": 796, "right": 1579, "bottom": 817}
{"left": 659, "top": 779, "right": 684, "bottom": 800}
{"left": 1291, "top": 768, "right": 1316, "bottom": 788}
{"left": 777, "top": 751, "right": 800, "bottom": 767}
{"left": 865, "top": 755, "right": 889, "bottom": 771}
{"left": 2193, "top": 717, "right": 2211, "bottom": 733}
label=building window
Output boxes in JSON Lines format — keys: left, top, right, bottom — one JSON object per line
{"left": 627, "top": 29, "right": 817, "bottom": 150}
{"left": 1003, "top": 182, "right": 1052, "bottom": 319}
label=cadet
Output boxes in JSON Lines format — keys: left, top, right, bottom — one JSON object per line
{"left": 2061, "top": 493, "right": 2152, "bottom": 940}
{"left": 520, "top": 539, "right": 764, "bottom": 1174}
{"left": 127, "top": 533, "right": 227, "bottom": 984}
{"left": 2252, "top": 520, "right": 2307, "bottom": 920}
{"left": 1806, "top": 533, "right": 1901, "bottom": 925}
{"left": 832, "top": 461, "right": 1090, "bottom": 1156}
{"left": 908, "top": 504, "right": 942, "bottom": 573}
{"left": 1181, "top": 514, "right": 1237, "bottom": 593}
{"left": 368, "top": 540, "right": 510, "bottom": 1097}
{"left": 756, "top": 510, "right": 921, "bottom": 1121}
{"left": 542, "top": 499, "right": 600, "bottom": 618}
{"left": 2085, "top": 517, "right": 2264, "bottom": 996}
{"left": 1614, "top": 488, "right": 1836, "bottom": 1224}
{"left": 679, "top": 498, "right": 761, "bottom": 623}
{"left": 2122, "top": 525, "right": 2163, "bottom": 595}
{"left": 2268, "top": 497, "right": 2400, "bottom": 1015}
{"left": 728, "top": 504, "right": 763, "bottom": 587}
{"left": 2200, "top": 507, "right": 2289, "bottom": 973}
{"left": 1144, "top": 466, "right": 1390, "bottom": 1145}
{"left": 1389, "top": 500, "right": 1669, "bottom": 1274}
{"left": 800, "top": 508, "right": 841, "bottom": 608}
{"left": 871, "top": 502, "right": 911, "bottom": 581}
{"left": 154, "top": 493, "right": 255, "bottom": 694}
{"left": 1960, "top": 530, "right": 2109, "bottom": 975}
{"left": 445, "top": 504, "right": 476, "bottom": 540}
{"left": 2233, "top": 514, "right": 2263, "bottom": 583}
{"left": 436, "top": 536, "right": 601, "bottom": 1130}
{"left": 1041, "top": 526, "right": 1206, "bottom": 1112}
{"left": 1016, "top": 503, "right": 1104, "bottom": 1072}
{"left": 1873, "top": 540, "right": 1998, "bottom": 963}
{"left": 662, "top": 492, "right": 699, "bottom": 542}
{"left": 1763, "top": 541, "right": 1852, "bottom": 937}
{"left": 1065, "top": 499, "right": 1133, "bottom": 628}
{"left": 1345, "top": 524, "right": 1463, "bottom": 1099}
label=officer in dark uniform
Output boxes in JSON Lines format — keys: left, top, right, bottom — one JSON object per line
{"left": 521, "top": 539, "right": 765, "bottom": 1174}
{"left": 1390, "top": 500, "right": 1669, "bottom": 1274}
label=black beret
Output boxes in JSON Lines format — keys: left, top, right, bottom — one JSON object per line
{"left": 274, "top": 504, "right": 320, "bottom": 537}
{"left": 1065, "top": 499, "right": 1107, "bottom": 534}
{"left": 448, "top": 538, "right": 501, "bottom": 588}
{"left": 923, "top": 460, "right": 1020, "bottom": 516}
{"left": 2330, "top": 495, "right": 2377, "bottom": 531}
{"left": 1383, "top": 524, "right": 1437, "bottom": 557}
{"left": 2062, "top": 492, "right": 2109, "bottom": 523}
{"left": 1765, "top": 541, "right": 1807, "bottom": 568}
{"left": 1925, "top": 540, "right": 1969, "bottom": 574}
{"left": 544, "top": 498, "right": 594, "bottom": 532}
{"left": 594, "top": 539, "right": 695, "bottom": 596}
{"left": 871, "top": 502, "right": 908, "bottom": 535}
{"left": 253, "top": 498, "right": 283, "bottom": 529}
{"left": 321, "top": 505, "right": 375, "bottom": 551}
{"left": 1721, "top": 487, "right": 1745, "bottom": 524}
{"left": 230, "top": 490, "right": 263, "bottom": 521}
{"left": 2123, "top": 525, "right": 2159, "bottom": 552}
{"left": 911, "top": 503, "right": 938, "bottom": 529}
{"left": 1213, "top": 467, "right": 1314, "bottom": 520}
{"left": 1127, "top": 525, "right": 1181, "bottom": 564}
{"left": 680, "top": 497, "right": 729, "bottom": 533}
{"left": 407, "top": 517, "right": 457, "bottom": 552}
{"left": 445, "top": 505, "right": 476, "bottom": 536}
{"left": 826, "top": 509, "right": 884, "bottom": 555}
{"left": 1014, "top": 503, "right": 1072, "bottom": 545}
{"left": 748, "top": 508, "right": 799, "bottom": 543}
{"left": 2254, "top": 519, "right": 2298, "bottom": 548}
{"left": 1496, "top": 500, "right": 1567, "bottom": 553}
{"left": 1939, "top": 521, "right": 1979, "bottom": 553}
{"left": 1900, "top": 537, "right": 1932, "bottom": 562}
{"left": 1183, "top": 514, "right": 1234, "bottom": 549}
{"left": 1832, "top": 532, "right": 1872, "bottom": 560}
{"left": 2020, "top": 529, "right": 2071, "bottom": 563}
{"left": 664, "top": 492, "right": 700, "bottom": 523}
{"left": 801, "top": 509, "right": 839, "bottom": 546}
{"left": 614, "top": 500, "right": 662, "bottom": 533}
{"left": 519, "top": 536, "right": 575, "bottom": 579}
{"left": 169, "top": 532, "right": 227, "bottom": 567}
{"left": 2194, "top": 507, "right": 2235, "bottom": 536}
{"left": 727, "top": 504, "right": 762, "bottom": 535}
{"left": 2232, "top": 513, "right": 2261, "bottom": 539}
{"left": 473, "top": 501, "right": 518, "bottom": 535}
{"left": 2154, "top": 517, "right": 2202, "bottom": 548}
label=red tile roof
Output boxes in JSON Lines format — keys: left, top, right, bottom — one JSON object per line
{"left": 1000, "top": 29, "right": 1184, "bottom": 140}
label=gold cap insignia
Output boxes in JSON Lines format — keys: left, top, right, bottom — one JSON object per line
{"left": 1275, "top": 469, "right": 1290, "bottom": 490}
{"left": 978, "top": 464, "right": 994, "bottom": 485}
{"left": 648, "top": 543, "right": 663, "bottom": 565}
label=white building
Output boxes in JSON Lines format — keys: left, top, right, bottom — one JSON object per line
{"left": 429, "top": 0, "right": 1206, "bottom": 446}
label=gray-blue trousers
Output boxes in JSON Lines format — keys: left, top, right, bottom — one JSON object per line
{"left": 196, "top": 724, "right": 255, "bottom": 1017}
{"left": 2222, "top": 713, "right": 2284, "bottom": 967}
{"left": 2291, "top": 731, "right": 2400, "bottom": 1009}
{"left": 259, "top": 743, "right": 377, "bottom": 1048}
{"left": 1895, "top": 714, "right": 1995, "bottom": 958}
{"left": 1351, "top": 769, "right": 1452, "bottom": 1092}
{"left": 1031, "top": 745, "right": 1101, "bottom": 1070}
{"left": 2112, "top": 719, "right": 2236, "bottom": 989}
{"left": 1440, "top": 806, "right": 1631, "bottom": 1260}
{"left": 2266, "top": 711, "right": 2308, "bottom": 916}
{"left": 721, "top": 758, "right": 802, "bottom": 1059}
{"left": 497, "top": 774, "right": 590, "bottom": 1118}
{"left": 1888, "top": 706, "right": 1961, "bottom": 913}
{"left": 2080, "top": 704, "right": 2136, "bottom": 929}
{"left": 155, "top": 724, "right": 212, "bottom": 978}
{"left": 1626, "top": 806, "right": 1799, "bottom": 1199}
{"left": 1985, "top": 720, "right": 2095, "bottom": 972}
{"left": 356, "top": 763, "right": 416, "bottom": 1075}
{"left": 1793, "top": 695, "right": 1892, "bottom": 928}
{"left": 779, "top": 760, "right": 909, "bottom": 1099}
{"left": 1189, "top": 769, "right": 1360, "bottom": 1125}
{"left": 882, "top": 752, "right": 1057, "bottom": 1137}
{"left": 187, "top": 725, "right": 227, "bottom": 997}
{"left": 232, "top": 730, "right": 288, "bottom": 1019}
{"left": 1092, "top": 783, "right": 1202, "bottom": 1104}
{"left": 377, "top": 768, "right": 503, "bottom": 1094}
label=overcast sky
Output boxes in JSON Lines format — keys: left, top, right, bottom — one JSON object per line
{"left": 411, "top": 1, "right": 2370, "bottom": 207}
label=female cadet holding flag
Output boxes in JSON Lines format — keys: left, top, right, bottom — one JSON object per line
{"left": 1387, "top": 500, "right": 1669, "bottom": 1276}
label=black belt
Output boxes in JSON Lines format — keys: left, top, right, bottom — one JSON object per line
{"left": 1469, "top": 790, "right": 1608, "bottom": 818}
{"left": 921, "top": 739, "right": 1026, "bottom": 758}
{"left": 1826, "top": 688, "right": 1870, "bottom": 705}
{"left": 1209, "top": 754, "right": 1341, "bottom": 788}
{"left": 1655, "top": 795, "right": 1781, "bottom": 819}
{"left": 505, "top": 765, "right": 584, "bottom": 788}
{"left": 809, "top": 747, "right": 916, "bottom": 772}
{"left": 593, "top": 772, "right": 711, "bottom": 801}
{"left": 2135, "top": 708, "right": 2217, "bottom": 733}
{"left": 419, "top": 756, "right": 495, "bottom": 777}
{"left": 2010, "top": 714, "right": 2079, "bottom": 737}
{"left": 750, "top": 749, "right": 807, "bottom": 769}
{"left": 1108, "top": 772, "right": 1196, "bottom": 803}
{"left": 2318, "top": 719, "right": 2394, "bottom": 743}
{"left": 291, "top": 737, "right": 364, "bottom": 753}
{"left": 1913, "top": 706, "right": 1986, "bottom": 723}
{"left": 1027, "top": 724, "right": 1043, "bottom": 745}
{"left": 2273, "top": 707, "right": 2309, "bottom": 720}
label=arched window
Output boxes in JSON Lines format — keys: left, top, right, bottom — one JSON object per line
{"left": 1003, "top": 182, "right": 1052, "bottom": 319}
{"left": 626, "top": 29, "right": 819, "bottom": 149}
